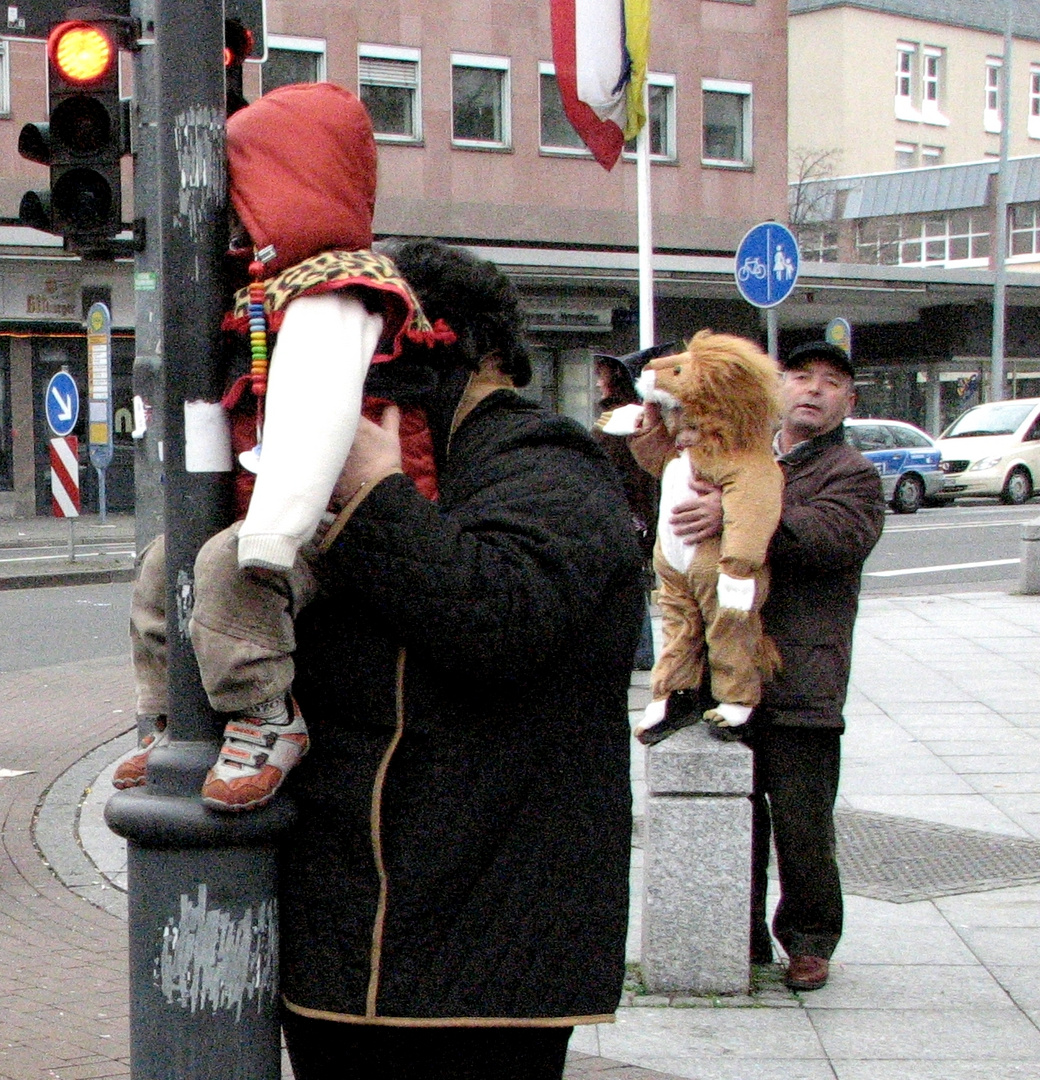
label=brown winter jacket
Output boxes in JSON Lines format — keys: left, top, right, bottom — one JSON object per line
{"left": 758, "top": 423, "right": 884, "bottom": 729}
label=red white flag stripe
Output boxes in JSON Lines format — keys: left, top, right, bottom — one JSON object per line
{"left": 50, "top": 436, "right": 80, "bottom": 518}
{"left": 550, "top": 0, "right": 649, "bottom": 170}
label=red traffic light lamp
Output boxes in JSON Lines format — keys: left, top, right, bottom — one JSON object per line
{"left": 18, "top": 14, "right": 139, "bottom": 252}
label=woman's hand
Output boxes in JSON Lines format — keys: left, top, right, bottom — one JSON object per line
{"left": 330, "top": 405, "right": 403, "bottom": 510}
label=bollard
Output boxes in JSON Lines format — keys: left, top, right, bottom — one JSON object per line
{"left": 642, "top": 725, "right": 752, "bottom": 995}
{"left": 1016, "top": 516, "right": 1040, "bottom": 594}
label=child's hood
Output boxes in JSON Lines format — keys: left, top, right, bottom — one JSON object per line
{"left": 226, "top": 82, "right": 376, "bottom": 275}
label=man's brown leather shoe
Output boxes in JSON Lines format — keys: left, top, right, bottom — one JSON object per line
{"left": 785, "top": 955, "right": 829, "bottom": 991}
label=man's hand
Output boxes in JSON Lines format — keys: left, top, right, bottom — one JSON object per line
{"left": 330, "top": 404, "right": 403, "bottom": 510}
{"left": 670, "top": 476, "right": 723, "bottom": 545}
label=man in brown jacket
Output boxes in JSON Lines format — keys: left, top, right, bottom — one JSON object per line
{"left": 632, "top": 340, "right": 884, "bottom": 992}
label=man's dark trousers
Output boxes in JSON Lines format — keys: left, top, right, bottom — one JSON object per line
{"left": 749, "top": 721, "right": 843, "bottom": 961}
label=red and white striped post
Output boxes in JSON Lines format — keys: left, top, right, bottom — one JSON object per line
{"left": 50, "top": 435, "right": 80, "bottom": 561}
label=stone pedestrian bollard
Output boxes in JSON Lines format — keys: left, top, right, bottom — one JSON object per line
{"left": 1017, "top": 516, "right": 1040, "bottom": 595}
{"left": 642, "top": 724, "right": 752, "bottom": 995}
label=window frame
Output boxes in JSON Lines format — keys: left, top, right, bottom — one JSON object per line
{"left": 0, "top": 40, "right": 9, "bottom": 119}
{"left": 537, "top": 61, "right": 593, "bottom": 157}
{"left": 1030, "top": 66, "right": 1040, "bottom": 139}
{"left": 895, "top": 42, "right": 919, "bottom": 120}
{"left": 358, "top": 43, "right": 423, "bottom": 144}
{"left": 450, "top": 52, "right": 511, "bottom": 151}
{"left": 700, "top": 77, "right": 752, "bottom": 168}
{"left": 261, "top": 35, "right": 327, "bottom": 94}
{"left": 895, "top": 141, "right": 917, "bottom": 169}
{"left": 920, "top": 46, "right": 948, "bottom": 125}
{"left": 621, "top": 72, "right": 677, "bottom": 163}
{"left": 985, "top": 57, "right": 1002, "bottom": 134}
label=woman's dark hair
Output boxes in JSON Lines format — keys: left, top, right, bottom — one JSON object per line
{"left": 384, "top": 238, "right": 532, "bottom": 387}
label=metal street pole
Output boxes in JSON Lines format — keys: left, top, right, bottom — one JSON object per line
{"left": 130, "top": 0, "right": 163, "bottom": 550}
{"left": 991, "top": 1, "right": 1013, "bottom": 402}
{"left": 107, "top": 3, "right": 293, "bottom": 1078}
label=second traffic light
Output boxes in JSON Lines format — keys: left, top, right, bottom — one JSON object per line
{"left": 19, "top": 18, "right": 130, "bottom": 247}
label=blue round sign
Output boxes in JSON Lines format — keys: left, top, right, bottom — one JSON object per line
{"left": 734, "top": 222, "right": 800, "bottom": 309}
{"left": 45, "top": 371, "right": 79, "bottom": 437}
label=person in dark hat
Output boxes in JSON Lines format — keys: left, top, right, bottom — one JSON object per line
{"left": 629, "top": 337, "right": 884, "bottom": 991}
{"left": 592, "top": 353, "right": 661, "bottom": 669}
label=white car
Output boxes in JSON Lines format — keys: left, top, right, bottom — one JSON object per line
{"left": 937, "top": 398, "right": 1040, "bottom": 504}
{"left": 844, "top": 418, "right": 946, "bottom": 513}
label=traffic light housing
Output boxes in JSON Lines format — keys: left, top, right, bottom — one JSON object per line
{"left": 225, "top": 17, "right": 254, "bottom": 117}
{"left": 18, "top": 17, "right": 133, "bottom": 249}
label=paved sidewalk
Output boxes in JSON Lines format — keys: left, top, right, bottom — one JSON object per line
{"left": 5, "top": 513, "right": 1040, "bottom": 1077}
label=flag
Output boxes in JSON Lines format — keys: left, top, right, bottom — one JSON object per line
{"left": 550, "top": 0, "right": 650, "bottom": 170}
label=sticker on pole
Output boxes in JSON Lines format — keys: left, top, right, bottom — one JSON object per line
{"left": 734, "top": 222, "right": 800, "bottom": 309}
{"left": 46, "top": 370, "right": 79, "bottom": 437}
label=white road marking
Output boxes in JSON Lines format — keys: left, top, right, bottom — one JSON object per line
{"left": 867, "top": 558, "right": 1020, "bottom": 577}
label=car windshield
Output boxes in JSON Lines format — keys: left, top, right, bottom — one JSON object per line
{"left": 942, "top": 402, "right": 1035, "bottom": 439}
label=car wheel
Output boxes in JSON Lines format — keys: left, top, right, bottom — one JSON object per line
{"left": 1001, "top": 467, "right": 1034, "bottom": 505}
{"left": 892, "top": 473, "right": 924, "bottom": 514}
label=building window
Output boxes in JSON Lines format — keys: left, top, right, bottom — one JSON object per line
{"left": 0, "top": 41, "right": 9, "bottom": 118}
{"left": 985, "top": 58, "right": 1002, "bottom": 133}
{"left": 623, "top": 74, "right": 677, "bottom": 161}
{"left": 857, "top": 213, "right": 989, "bottom": 267}
{"left": 895, "top": 43, "right": 917, "bottom": 120}
{"left": 895, "top": 142, "right": 917, "bottom": 169}
{"left": 538, "top": 63, "right": 590, "bottom": 155}
{"left": 1030, "top": 67, "right": 1040, "bottom": 139}
{"left": 359, "top": 44, "right": 421, "bottom": 143}
{"left": 261, "top": 36, "right": 326, "bottom": 93}
{"left": 921, "top": 47, "right": 948, "bottom": 124}
{"left": 451, "top": 53, "right": 510, "bottom": 149}
{"left": 921, "top": 144, "right": 944, "bottom": 166}
{"left": 1011, "top": 203, "right": 1040, "bottom": 258}
{"left": 796, "top": 225, "right": 839, "bottom": 262}
{"left": 701, "top": 79, "right": 752, "bottom": 167}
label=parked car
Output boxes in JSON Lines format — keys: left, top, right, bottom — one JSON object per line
{"left": 844, "top": 417, "right": 946, "bottom": 514}
{"left": 936, "top": 398, "right": 1040, "bottom": 504}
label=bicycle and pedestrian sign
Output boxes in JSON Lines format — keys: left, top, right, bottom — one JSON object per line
{"left": 734, "top": 222, "right": 800, "bottom": 309}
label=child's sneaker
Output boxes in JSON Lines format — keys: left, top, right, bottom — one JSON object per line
{"left": 201, "top": 697, "right": 309, "bottom": 812}
{"left": 112, "top": 716, "right": 168, "bottom": 789}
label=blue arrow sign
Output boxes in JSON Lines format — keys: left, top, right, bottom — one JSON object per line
{"left": 45, "top": 371, "right": 79, "bottom": 437}
{"left": 734, "top": 222, "right": 800, "bottom": 309}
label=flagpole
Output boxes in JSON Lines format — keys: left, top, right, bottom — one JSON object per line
{"left": 636, "top": 78, "right": 655, "bottom": 349}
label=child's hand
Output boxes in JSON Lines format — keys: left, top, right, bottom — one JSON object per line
{"left": 670, "top": 477, "right": 723, "bottom": 544}
{"left": 330, "top": 405, "right": 404, "bottom": 510}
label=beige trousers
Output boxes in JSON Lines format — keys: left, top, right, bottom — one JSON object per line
{"left": 129, "top": 523, "right": 318, "bottom": 716}
{"left": 651, "top": 536, "right": 773, "bottom": 709}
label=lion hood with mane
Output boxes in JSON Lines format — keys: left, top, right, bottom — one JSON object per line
{"left": 636, "top": 330, "right": 782, "bottom": 468}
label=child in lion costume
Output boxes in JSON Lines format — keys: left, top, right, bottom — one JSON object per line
{"left": 634, "top": 330, "right": 784, "bottom": 743}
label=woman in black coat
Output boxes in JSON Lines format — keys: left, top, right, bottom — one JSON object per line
{"left": 280, "top": 241, "right": 645, "bottom": 1080}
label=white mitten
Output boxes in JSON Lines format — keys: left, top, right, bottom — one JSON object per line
{"left": 635, "top": 697, "right": 668, "bottom": 737}
{"left": 707, "top": 702, "right": 753, "bottom": 728}
{"left": 599, "top": 403, "right": 645, "bottom": 436}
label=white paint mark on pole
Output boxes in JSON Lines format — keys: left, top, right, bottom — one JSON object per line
{"left": 173, "top": 106, "right": 226, "bottom": 248}
{"left": 156, "top": 884, "right": 278, "bottom": 1020}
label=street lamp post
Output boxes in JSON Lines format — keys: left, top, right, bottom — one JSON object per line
{"left": 106, "top": 3, "right": 293, "bottom": 1077}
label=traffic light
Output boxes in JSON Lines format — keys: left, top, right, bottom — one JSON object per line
{"left": 225, "top": 17, "right": 254, "bottom": 117}
{"left": 18, "top": 17, "right": 131, "bottom": 248}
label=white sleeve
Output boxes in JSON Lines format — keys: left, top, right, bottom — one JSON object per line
{"left": 236, "top": 292, "right": 383, "bottom": 571}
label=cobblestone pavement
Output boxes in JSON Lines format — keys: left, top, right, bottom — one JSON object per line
{"left": 9, "top": 514, "right": 1040, "bottom": 1079}
{"left": 0, "top": 657, "right": 134, "bottom": 1080}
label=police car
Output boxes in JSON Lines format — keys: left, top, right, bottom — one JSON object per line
{"left": 844, "top": 418, "right": 946, "bottom": 514}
